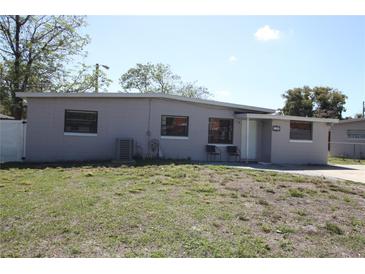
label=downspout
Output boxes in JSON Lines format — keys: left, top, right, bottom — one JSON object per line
{"left": 246, "top": 116, "right": 249, "bottom": 163}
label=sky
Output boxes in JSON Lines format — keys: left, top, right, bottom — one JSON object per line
{"left": 83, "top": 16, "right": 365, "bottom": 117}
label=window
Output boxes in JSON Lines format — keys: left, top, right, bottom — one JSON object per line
{"left": 290, "top": 121, "right": 312, "bottom": 140}
{"left": 64, "top": 110, "right": 98, "bottom": 134}
{"left": 208, "top": 118, "right": 233, "bottom": 144}
{"left": 161, "top": 115, "right": 189, "bottom": 137}
{"left": 347, "top": 129, "right": 365, "bottom": 139}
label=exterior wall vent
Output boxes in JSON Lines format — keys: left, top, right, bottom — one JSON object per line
{"left": 116, "top": 138, "right": 134, "bottom": 162}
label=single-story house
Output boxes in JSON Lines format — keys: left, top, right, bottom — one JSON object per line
{"left": 329, "top": 118, "right": 365, "bottom": 159}
{"left": 17, "top": 92, "right": 338, "bottom": 164}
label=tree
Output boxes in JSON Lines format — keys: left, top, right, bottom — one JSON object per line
{"left": 0, "top": 62, "right": 12, "bottom": 114}
{"left": 354, "top": 113, "right": 364, "bottom": 119}
{"left": 119, "top": 62, "right": 211, "bottom": 99}
{"left": 0, "top": 16, "right": 110, "bottom": 119}
{"left": 312, "top": 87, "right": 347, "bottom": 119}
{"left": 281, "top": 86, "right": 314, "bottom": 117}
{"left": 281, "top": 86, "right": 347, "bottom": 119}
{"left": 119, "top": 63, "right": 155, "bottom": 93}
{"left": 55, "top": 63, "right": 112, "bottom": 93}
{"left": 177, "top": 81, "right": 211, "bottom": 99}
{"left": 151, "top": 63, "right": 181, "bottom": 94}
{"left": 119, "top": 63, "right": 181, "bottom": 94}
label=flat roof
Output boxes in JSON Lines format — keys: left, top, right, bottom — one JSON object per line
{"left": 16, "top": 92, "right": 276, "bottom": 113}
{"left": 236, "top": 113, "right": 339, "bottom": 123}
{"left": 337, "top": 118, "right": 365, "bottom": 124}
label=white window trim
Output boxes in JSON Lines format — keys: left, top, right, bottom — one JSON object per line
{"left": 289, "top": 139, "right": 313, "bottom": 143}
{"left": 64, "top": 132, "right": 97, "bottom": 137}
{"left": 160, "top": 135, "right": 189, "bottom": 140}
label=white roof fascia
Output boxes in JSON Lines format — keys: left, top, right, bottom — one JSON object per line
{"left": 337, "top": 118, "right": 365, "bottom": 124}
{"left": 16, "top": 92, "right": 276, "bottom": 113}
{"left": 236, "top": 113, "right": 339, "bottom": 123}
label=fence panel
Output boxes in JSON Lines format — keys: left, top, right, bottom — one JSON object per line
{"left": 0, "top": 120, "right": 26, "bottom": 163}
{"left": 329, "top": 141, "right": 365, "bottom": 159}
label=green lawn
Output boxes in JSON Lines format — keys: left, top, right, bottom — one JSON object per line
{"left": 1, "top": 162, "right": 365, "bottom": 257}
{"left": 328, "top": 156, "right": 365, "bottom": 165}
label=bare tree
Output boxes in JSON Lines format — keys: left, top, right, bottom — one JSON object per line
{"left": 0, "top": 16, "right": 111, "bottom": 118}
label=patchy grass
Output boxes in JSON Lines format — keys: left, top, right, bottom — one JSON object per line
{"left": 328, "top": 156, "right": 365, "bottom": 165}
{"left": 279, "top": 240, "right": 294, "bottom": 252}
{"left": 325, "top": 222, "right": 344, "bottom": 235}
{"left": 191, "top": 183, "right": 216, "bottom": 193}
{"left": 1, "top": 162, "right": 365, "bottom": 257}
{"left": 288, "top": 188, "right": 305, "bottom": 198}
{"left": 276, "top": 225, "right": 296, "bottom": 234}
{"left": 261, "top": 224, "right": 272, "bottom": 233}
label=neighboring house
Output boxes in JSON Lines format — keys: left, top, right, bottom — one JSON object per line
{"left": 330, "top": 118, "right": 365, "bottom": 159}
{"left": 16, "top": 92, "right": 338, "bottom": 164}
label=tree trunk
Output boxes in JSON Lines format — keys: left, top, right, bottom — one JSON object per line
{"left": 11, "top": 15, "right": 23, "bottom": 119}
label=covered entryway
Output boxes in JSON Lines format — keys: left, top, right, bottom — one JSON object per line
{"left": 240, "top": 116, "right": 272, "bottom": 162}
{"left": 0, "top": 120, "right": 26, "bottom": 163}
{"left": 241, "top": 119, "right": 258, "bottom": 160}
{"left": 237, "top": 113, "right": 338, "bottom": 165}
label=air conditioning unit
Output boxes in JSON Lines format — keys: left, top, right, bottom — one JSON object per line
{"left": 116, "top": 138, "right": 134, "bottom": 162}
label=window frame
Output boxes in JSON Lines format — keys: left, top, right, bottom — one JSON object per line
{"left": 160, "top": 115, "right": 189, "bottom": 138}
{"left": 347, "top": 129, "right": 365, "bottom": 140}
{"left": 289, "top": 120, "right": 313, "bottom": 141}
{"left": 208, "top": 117, "right": 234, "bottom": 145}
{"left": 64, "top": 109, "right": 98, "bottom": 135}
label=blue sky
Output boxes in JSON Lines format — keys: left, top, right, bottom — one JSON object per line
{"left": 83, "top": 16, "right": 365, "bottom": 116}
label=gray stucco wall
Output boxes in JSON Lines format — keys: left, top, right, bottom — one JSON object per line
{"left": 25, "top": 97, "right": 333, "bottom": 164}
{"left": 25, "top": 97, "right": 242, "bottom": 162}
{"left": 330, "top": 120, "right": 365, "bottom": 158}
{"left": 150, "top": 99, "right": 241, "bottom": 160}
{"left": 270, "top": 119, "right": 330, "bottom": 165}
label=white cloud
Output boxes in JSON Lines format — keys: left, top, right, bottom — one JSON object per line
{"left": 254, "top": 25, "right": 280, "bottom": 41}
{"left": 228, "top": 55, "right": 237, "bottom": 63}
{"left": 213, "top": 90, "right": 233, "bottom": 102}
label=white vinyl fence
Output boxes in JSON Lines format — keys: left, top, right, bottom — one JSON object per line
{"left": 329, "top": 141, "right": 365, "bottom": 159}
{"left": 0, "top": 120, "right": 26, "bottom": 163}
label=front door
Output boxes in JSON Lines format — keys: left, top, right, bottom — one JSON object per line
{"left": 241, "top": 120, "right": 257, "bottom": 160}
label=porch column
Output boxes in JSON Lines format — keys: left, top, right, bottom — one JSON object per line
{"left": 246, "top": 116, "right": 249, "bottom": 163}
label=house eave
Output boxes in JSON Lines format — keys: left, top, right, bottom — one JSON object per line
{"left": 337, "top": 118, "right": 365, "bottom": 124}
{"left": 235, "top": 113, "right": 339, "bottom": 123}
{"left": 16, "top": 92, "right": 276, "bottom": 114}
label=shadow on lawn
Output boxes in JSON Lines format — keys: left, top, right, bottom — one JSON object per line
{"left": 1, "top": 158, "right": 358, "bottom": 172}
{"left": 0, "top": 159, "right": 197, "bottom": 170}
{"left": 245, "top": 163, "right": 357, "bottom": 171}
